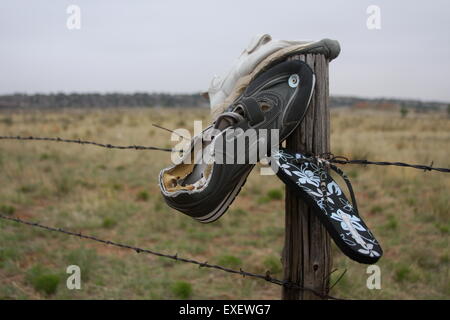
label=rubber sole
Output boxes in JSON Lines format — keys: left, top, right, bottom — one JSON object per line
{"left": 196, "top": 165, "right": 254, "bottom": 223}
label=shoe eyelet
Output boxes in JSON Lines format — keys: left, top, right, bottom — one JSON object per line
{"left": 288, "top": 74, "right": 300, "bottom": 88}
{"left": 260, "top": 102, "right": 271, "bottom": 112}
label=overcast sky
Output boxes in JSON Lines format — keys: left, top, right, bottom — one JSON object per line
{"left": 1, "top": 0, "right": 449, "bottom": 102}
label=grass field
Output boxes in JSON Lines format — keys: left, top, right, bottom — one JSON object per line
{"left": 0, "top": 107, "right": 448, "bottom": 299}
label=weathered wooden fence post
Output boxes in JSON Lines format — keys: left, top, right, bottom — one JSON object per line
{"left": 282, "top": 53, "right": 332, "bottom": 300}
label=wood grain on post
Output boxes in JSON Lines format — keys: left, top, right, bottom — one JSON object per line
{"left": 282, "top": 54, "right": 332, "bottom": 300}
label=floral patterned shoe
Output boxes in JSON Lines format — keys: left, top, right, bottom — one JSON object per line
{"left": 271, "top": 148, "right": 383, "bottom": 264}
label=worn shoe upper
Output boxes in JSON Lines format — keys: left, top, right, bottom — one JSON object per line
{"left": 159, "top": 60, "right": 315, "bottom": 223}
{"left": 207, "top": 34, "right": 340, "bottom": 118}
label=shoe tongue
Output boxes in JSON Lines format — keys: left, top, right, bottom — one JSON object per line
{"left": 214, "top": 112, "right": 244, "bottom": 130}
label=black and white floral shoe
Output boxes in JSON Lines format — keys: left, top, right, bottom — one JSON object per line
{"left": 271, "top": 148, "right": 383, "bottom": 264}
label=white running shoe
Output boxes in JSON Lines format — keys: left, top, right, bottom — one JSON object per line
{"left": 206, "top": 34, "right": 340, "bottom": 118}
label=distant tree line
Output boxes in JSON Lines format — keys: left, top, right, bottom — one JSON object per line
{"left": 0, "top": 93, "right": 209, "bottom": 109}
{"left": 0, "top": 93, "right": 447, "bottom": 111}
{"left": 330, "top": 96, "right": 447, "bottom": 111}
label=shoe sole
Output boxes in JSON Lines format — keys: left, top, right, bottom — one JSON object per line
{"left": 196, "top": 165, "right": 254, "bottom": 223}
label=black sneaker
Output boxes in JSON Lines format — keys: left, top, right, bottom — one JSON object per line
{"left": 159, "top": 60, "right": 315, "bottom": 223}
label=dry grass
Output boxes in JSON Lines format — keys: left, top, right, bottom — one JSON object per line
{"left": 0, "top": 107, "right": 448, "bottom": 299}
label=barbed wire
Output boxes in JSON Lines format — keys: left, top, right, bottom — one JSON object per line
{"left": 0, "top": 126, "right": 445, "bottom": 300}
{"left": 0, "top": 213, "right": 341, "bottom": 300}
{"left": 3, "top": 132, "right": 445, "bottom": 299}
{"left": 0, "top": 134, "right": 351, "bottom": 299}
{"left": 1, "top": 134, "right": 449, "bottom": 173}
{"left": 0, "top": 135, "right": 176, "bottom": 152}
{"left": 327, "top": 156, "right": 449, "bottom": 173}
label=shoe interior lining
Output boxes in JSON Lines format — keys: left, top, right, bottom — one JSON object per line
{"left": 162, "top": 138, "right": 214, "bottom": 193}
{"left": 162, "top": 116, "right": 242, "bottom": 193}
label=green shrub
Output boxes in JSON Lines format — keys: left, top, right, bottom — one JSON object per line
{"left": 267, "top": 189, "right": 283, "bottom": 200}
{"left": 171, "top": 281, "right": 192, "bottom": 299}
{"left": 39, "top": 153, "right": 50, "bottom": 160}
{"left": 263, "top": 256, "right": 282, "bottom": 274}
{"left": 0, "top": 248, "right": 19, "bottom": 268}
{"left": 406, "top": 197, "right": 417, "bottom": 206}
{"left": 33, "top": 274, "right": 60, "bottom": 295}
{"left": 26, "top": 266, "right": 61, "bottom": 295}
{"left": 18, "top": 184, "right": 37, "bottom": 194}
{"left": 0, "top": 204, "right": 16, "bottom": 216}
{"left": 217, "top": 255, "right": 242, "bottom": 268}
{"left": 136, "top": 190, "right": 150, "bottom": 201}
{"left": 385, "top": 215, "right": 398, "bottom": 230}
{"left": 370, "top": 205, "right": 383, "bottom": 214}
{"left": 395, "top": 266, "right": 411, "bottom": 282}
{"left": 257, "top": 196, "right": 271, "bottom": 205}
{"left": 111, "top": 183, "right": 123, "bottom": 191}
{"left": 65, "top": 248, "right": 97, "bottom": 281}
{"left": 435, "top": 223, "right": 449, "bottom": 234}
{"left": 102, "top": 217, "right": 118, "bottom": 229}
{"left": 394, "top": 265, "right": 418, "bottom": 283}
